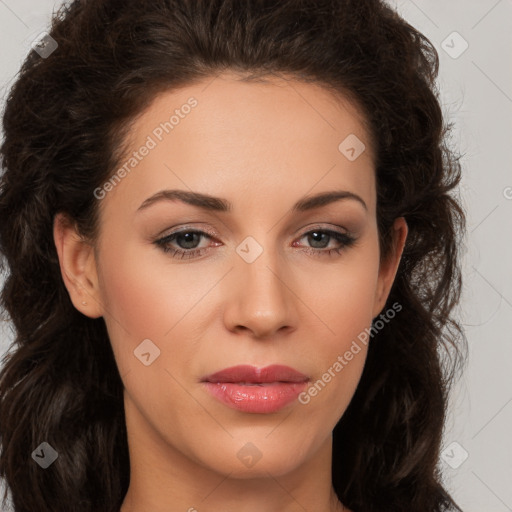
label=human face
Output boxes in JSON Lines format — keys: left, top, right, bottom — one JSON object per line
{"left": 77, "top": 72, "right": 405, "bottom": 484}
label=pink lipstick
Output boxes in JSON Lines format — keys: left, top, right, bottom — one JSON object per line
{"left": 202, "top": 364, "right": 309, "bottom": 414}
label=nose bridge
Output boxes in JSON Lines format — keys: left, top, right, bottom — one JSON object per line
{"left": 223, "top": 234, "right": 297, "bottom": 337}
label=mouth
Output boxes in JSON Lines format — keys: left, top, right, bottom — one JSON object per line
{"left": 201, "top": 365, "right": 309, "bottom": 414}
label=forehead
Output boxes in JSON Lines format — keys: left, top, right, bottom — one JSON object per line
{"left": 136, "top": 71, "right": 373, "bottom": 159}
{"left": 100, "top": 72, "right": 376, "bottom": 217}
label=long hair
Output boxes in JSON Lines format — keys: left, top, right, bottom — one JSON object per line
{"left": 0, "top": 1, "right": 467, "bottom": 511}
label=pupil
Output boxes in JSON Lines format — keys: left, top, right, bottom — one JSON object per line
{"left": 178, "top": 232, "right": 199, "bottom": 249}
{"left": 309, "top": 231, "right": 328, "bottom": 248}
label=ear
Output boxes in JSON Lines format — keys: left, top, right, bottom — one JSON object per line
{"left": 372, "top": 217, "right": 408, "bottom": 318}
{"left": 53, "top": 213, "right": 103, "bottom": 318}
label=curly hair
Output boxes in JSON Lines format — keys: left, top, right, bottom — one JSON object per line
{"left": 0, "top": 0, "right": 467, "bottom": 511}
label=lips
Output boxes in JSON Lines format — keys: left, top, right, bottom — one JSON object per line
{"left": 202, "top": 365, "right": 309, "bottom": 414}
{"left": 203, "top": 364, "right": 309, "bottom": 384}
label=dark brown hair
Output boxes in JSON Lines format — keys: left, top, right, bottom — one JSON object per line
{"left": 0, "top": 1, "right": 467, "bottom": 511}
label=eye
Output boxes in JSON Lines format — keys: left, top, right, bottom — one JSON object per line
{"left": 154, "top": 226, "right": 357, "bottom": 260}
{"left": 154, "top": 229, "right": 219, "bottom": 260}
{"left": 293, "top": 228, "right": 357, "bottom": 257}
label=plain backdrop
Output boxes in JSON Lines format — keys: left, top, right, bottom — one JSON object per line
{"left": 0, "top": 1, "right": 511, "bottom": 511}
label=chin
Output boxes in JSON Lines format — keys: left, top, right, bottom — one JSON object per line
{"left": 223, "top": 455, "right": 305, "bottom": 480}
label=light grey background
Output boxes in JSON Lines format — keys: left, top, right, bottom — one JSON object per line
{"left": 0, "top": 1, "right": 511, "bottom": 511}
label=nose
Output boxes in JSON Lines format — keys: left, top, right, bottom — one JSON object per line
{"left": 222, "top": 249, "right": 299, "bottom": 339}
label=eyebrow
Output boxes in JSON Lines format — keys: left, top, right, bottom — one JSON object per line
{"left": 137, "top": 189, "right": 367, "bottom": 213}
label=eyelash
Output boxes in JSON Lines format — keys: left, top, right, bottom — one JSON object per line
{"left": 154, "top": 227, "right": 357, "bottom": 260}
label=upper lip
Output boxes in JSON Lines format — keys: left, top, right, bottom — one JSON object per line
{"left": 202, "top": 365, "right": 309, "bottom": 384}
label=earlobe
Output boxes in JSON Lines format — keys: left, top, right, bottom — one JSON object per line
{"left": 53, "top": 213, "right": 103, "bottom": 318}
{"left": 372, "top": 217, "right": 408, "bottom": 318}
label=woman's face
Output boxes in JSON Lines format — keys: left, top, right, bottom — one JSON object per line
{"left": 58, "top": 72, "right": 406, "bottom": 481}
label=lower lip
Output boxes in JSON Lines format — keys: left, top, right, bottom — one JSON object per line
{"left": 203, "top": 381, "right": 308, "bottom": 413}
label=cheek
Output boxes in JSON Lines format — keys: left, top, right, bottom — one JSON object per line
{"left": 94, "top": 238, "right": 204, "bottom": 372}
{"left": 298, "top": 244, "right": 380, "bottom": 349}
{"left": 293, "top": 245, "right": 380, "bottom": 415}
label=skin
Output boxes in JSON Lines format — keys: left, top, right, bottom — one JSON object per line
{"left": 54, "top": 71, "right": 407, "bottom": 512}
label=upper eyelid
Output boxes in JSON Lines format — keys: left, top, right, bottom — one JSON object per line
{"left": 157, "top": 226, "right": 219, "bottom": 240}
